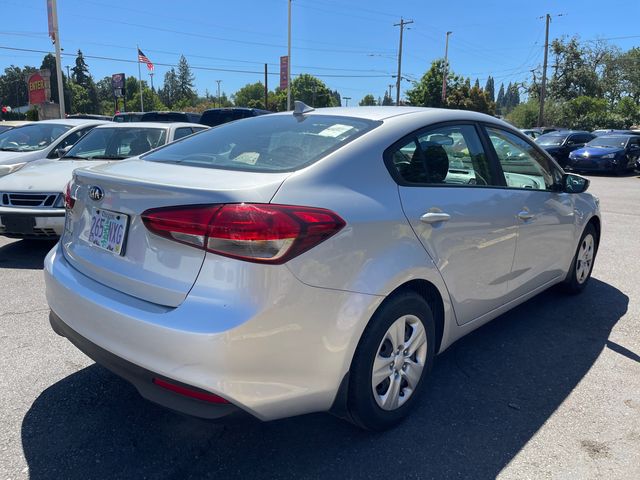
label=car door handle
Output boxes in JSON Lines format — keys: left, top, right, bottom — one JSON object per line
{"left": 518, "top": 211, "right": 535, "bottom": 221}
{"left": 420, "top": 212, "right": 451, "bottom": 224}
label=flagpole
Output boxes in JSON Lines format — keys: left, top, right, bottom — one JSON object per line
{"left": 137, "top": 45, "right": 144, "bottom": 112}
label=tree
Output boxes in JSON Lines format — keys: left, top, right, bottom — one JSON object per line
{"left": 41, "top": 54, "right": 70, "bottom": 112}
{"left": 474, "top": 78, "right": 480, "bottom": 89}
{"left": 484, "top": 76, "right": 495, "bottom": 102}
{"left": 71, "top": 50, "right": 90, "bottom": 86}
{"left": 287, "top": 74, "right": 335, "bottom": 108}
{"left": 159, "top": 69, "right": 179, "bottom": 108}
{"left": 381, "top": 89, "right": 393, "bottom": 106}
{"left": 0, "top": 65, "right": 37, "bottom": 108}
{"left": 406, "top": 59, "right": 447, "bottom": 108}
{"left": 233, "top": 82, "right": 266, "bottom": 109}
{"left": 506, "top": 100, "right": 540, "bottom": 128}
{"left": 176, "top": 55, "right": 196, "bottom": 106}
{"left": 329, "top": 89, "right": 341, "bottom": 108}
{"left": 359, "top": 94, "right": 376, "bottom": 106}
{"left": 496, "top": 83, "right": 505, "bottom": 114}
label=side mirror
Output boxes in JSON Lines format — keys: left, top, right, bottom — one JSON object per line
{"left": 563, "top": 173, "right": 589, "bottom": 194}
{"left": 57, "top": 145, "right": 72, "bottom": 158}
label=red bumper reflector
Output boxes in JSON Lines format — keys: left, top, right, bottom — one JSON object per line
{"left": 152, "top": 377, "right": 230, "bottom": 404}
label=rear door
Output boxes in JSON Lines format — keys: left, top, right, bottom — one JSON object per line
{"left": 483, "top": 126, "right": 575, "bottom": 300}
{"left": 391, "top": 123, "right": 518, "bottom": 325}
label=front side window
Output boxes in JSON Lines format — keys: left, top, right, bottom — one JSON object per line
{"left": 486, "top": 127, "right": 560, "bottom": 191}
{"left": 0, "top": 124, "right": 71, "bottom": 152}
{"left": 387, "top": 124, "right": 494, "bottom": 186}
{"left": 65, "top": 127, "right": 167, "bottom": 160}
{"left": 144, "top": 114, "right": 379, "bottom": 172}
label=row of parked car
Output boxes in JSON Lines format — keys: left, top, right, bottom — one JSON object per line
{"left": 0, "top": 118, "right": 209, "bottom": 238}
{"left": 521, "top": 127, "right": 640, "bottom": 174}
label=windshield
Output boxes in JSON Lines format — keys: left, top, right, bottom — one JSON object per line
{"left": 144, "top": 114, "right": 380, "bottom": 172}
{"left": 535, "top": 133, "right": 567, "bottom": 146}
{"left": 586, "top": 136, "right": 628, "bottom": 148}
{"left": 65, "top": 127, "right": 167, "bottom": 160}
{"left": 0, "top": 123, "right": 72, "bottom": 152}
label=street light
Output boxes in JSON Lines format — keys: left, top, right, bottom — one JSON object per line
{"left": 343, "top": 96, "right": 351, "bottom": 107}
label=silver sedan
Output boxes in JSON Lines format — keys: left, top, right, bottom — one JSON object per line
{"left": 45, "top": 105, "right": 600, "bottom": 430}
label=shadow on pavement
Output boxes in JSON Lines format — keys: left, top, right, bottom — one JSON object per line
{"left": 0, "top": 239, "right": 57, "bottom": 270}
{"left": 21, "top": 278, "right": 627, "bottom": 479}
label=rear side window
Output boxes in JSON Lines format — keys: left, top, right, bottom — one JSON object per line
{"left": 173, "top": 127, "right": 194, "bottom": 140}
{"left": 144, "top": 114, "right": 380, "bottom": 172}
{"left": 386, "top": 124, "right": 495, "bottom": 186}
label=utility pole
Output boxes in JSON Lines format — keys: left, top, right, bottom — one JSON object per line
{"left": 538, "top": 14, "right": 551, "bottom": 127}
{"left": 149, "top": 71, "right": 154, "bottom": 91}
{"left": 287, "top": 0, "right": 292, "bottom": 110}
{"left": 343, "top": 96, "right": 351, "bottom": 107}
{"left": 388, "top": 84, "right": 394, "bottom": 105}
{"left": 312, "top": 84, "right": 316, "bottom": 107}
{"left": 441, "top": 31, "right": 452, "bottom": 103}
{"left": 264, "top": 63, "right": 268, "bottom": 110}
{"left": 216, "top": 79, "right": 222, "bottom": 107}
{"left": 49, "top": 0, "right": 66, "bottom": 118}
{"left": 394, "top": 18, "right": 413, "bottom": 105}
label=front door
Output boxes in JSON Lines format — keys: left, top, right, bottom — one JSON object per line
{"left": 484, "top": 126, "right": 576, "bottom": 299}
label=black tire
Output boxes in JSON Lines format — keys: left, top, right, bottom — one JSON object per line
{"left": 562, "top": 223, "right": 598, "bottom": 294}
{"left": 347, "top": 291, "right": 436, "bottom": 431}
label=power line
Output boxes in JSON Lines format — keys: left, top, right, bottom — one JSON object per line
{"left": 0, "top": 45, "right": 393, "bottom": 79}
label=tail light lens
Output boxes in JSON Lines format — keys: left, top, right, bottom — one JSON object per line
{"left": 141, "top": 203, "right": 345, "bottom": 264}
{"left": 64, "top": 181, "right": 75, "bottom": 210}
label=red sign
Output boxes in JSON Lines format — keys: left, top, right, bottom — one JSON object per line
{"left": 28, "top": 72, "right": 47, "bottom": 104}
{"left": 280, "top": 56, "right": 289, "bottom": 90}
{"left": 47, "top": 0, "right": 56, "bottom": 43}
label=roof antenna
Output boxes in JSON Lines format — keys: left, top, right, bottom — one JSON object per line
{"left": 293, "top": 100, "right": 314, "bottom": 115}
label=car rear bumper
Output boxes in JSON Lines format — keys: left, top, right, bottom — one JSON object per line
{"left": 0, "top": 206, "right": 64, "bottom": 238}
{"left": 44, "top": 243, "right": 382, "bottom": 421}
{"left": 49, "top": 310, "right": 240, "bottom": 419}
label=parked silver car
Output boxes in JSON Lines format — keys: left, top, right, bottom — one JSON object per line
{"left": 45, "top": 105, "right": 600, "bottom": 430}
{"left": 0, "top": 119, "right": 108, "bottom": 177}
{"left": 0, "top": 122, "right": 207, "bottom": 239}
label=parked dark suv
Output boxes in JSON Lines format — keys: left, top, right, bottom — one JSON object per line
{"left": 140, "top": 111, "right": 202, "bottom": 124}
{"left": 200, "top": 108, "right": 271, "bottom": 127}
{"left": 535, "top": 131, "right": 595, "bottom": 168}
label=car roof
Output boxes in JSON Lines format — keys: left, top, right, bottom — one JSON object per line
{"left": 268, "top": 106, "right": 513, "bottom": 126}
{"left": 34, "top": 119, "right": 110, "bottom": 127}
{"left": 92, "top": 122, "right": 203, "bottom": 129}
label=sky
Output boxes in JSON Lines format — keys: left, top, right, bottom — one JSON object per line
{"left": 1, "top": 0, "right": 639, "bottom": 106}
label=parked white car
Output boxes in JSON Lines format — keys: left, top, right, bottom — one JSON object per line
{"left": 0, "top": 119, "right": 108, "bottom": 177}
{"left": 45, "top": 105, "right": 600, "bottom": 430}
{"left": 0, "top": 122, "right": 207, "bottom": 239}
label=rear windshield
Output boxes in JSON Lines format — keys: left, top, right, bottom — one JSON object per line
{"left": 535, "top": 133, "right": 567, "bottom": 146}
{"left": 143, "top": 114, "right": 380, "bottom": 172}
{"left": 141, "top": 112, "right": 200, "bottom": 123}
{"left": 587, "top": 136, "right": 628, "bottom": 148}
{"left": 65, "top": 127, "right": 167, "bottom": 160}
{"left": 200, "top": 109, "right": 249, "bottom": 127}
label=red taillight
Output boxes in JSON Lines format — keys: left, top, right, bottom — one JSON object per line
{"left": 152, "top": 378, "right": 230, "bottom": 404}
{"left": 141, "top": 203, "right": 345, "bottom": 264}
{"left": 64, "top": 181, "right": 75, "bottom": 209}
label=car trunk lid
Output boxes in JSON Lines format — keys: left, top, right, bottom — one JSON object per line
{"left": 63, "top": 160, "right": 289, "bottom": 307}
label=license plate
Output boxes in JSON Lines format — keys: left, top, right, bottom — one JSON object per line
{"left": 83, "top": 208, "right": 128, "bottom": 255}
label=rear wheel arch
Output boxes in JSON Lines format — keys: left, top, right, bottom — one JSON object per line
{"left": 388, "top": 279, "right": 445, "bottom": 354}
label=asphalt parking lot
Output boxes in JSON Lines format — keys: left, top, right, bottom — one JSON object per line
{"left": 1, "top": 174, "right": 639, "bottom": 480}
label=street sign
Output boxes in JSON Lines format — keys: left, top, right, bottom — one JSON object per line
{"left": 28, "top": 71, "right": 50, "bottom": 105}
{"left": 280, "top": 56, "right": 289, "bottom": 90}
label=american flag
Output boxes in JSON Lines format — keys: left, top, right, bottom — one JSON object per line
{"left": 137, "top": 48, "right": 154, "bottom": 72}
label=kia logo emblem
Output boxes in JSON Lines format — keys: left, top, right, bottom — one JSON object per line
{"left": 88, "top": 186, "right": 104, "bottom": 202}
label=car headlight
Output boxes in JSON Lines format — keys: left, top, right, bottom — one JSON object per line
{"left": 602, "top": 153, "right": 615, "bottom": 159}
{"left": 0, "top": 162, "right": 27, "bottom": 177}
